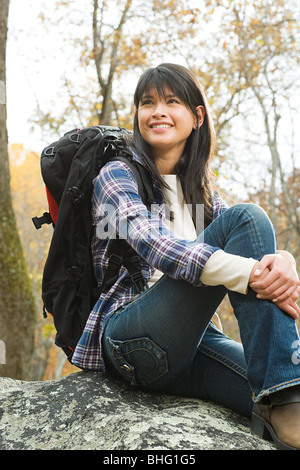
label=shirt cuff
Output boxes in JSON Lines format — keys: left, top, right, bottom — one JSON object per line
{"left": 200, "top": 250, "right": 258, "bottom": 294}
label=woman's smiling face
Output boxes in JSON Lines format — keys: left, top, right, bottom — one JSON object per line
{"left": 137, "top": 87, "right": 204, "bottom": 165}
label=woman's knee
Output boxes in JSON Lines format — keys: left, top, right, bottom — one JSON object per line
{"left": 229, "top": 203, "right": 273, "bottom": 229}
{"left": 226, "top": 203, "right": 276, "bottom": 251}
{"left": 230, "top": 203, "right": 267, "bottom": 219}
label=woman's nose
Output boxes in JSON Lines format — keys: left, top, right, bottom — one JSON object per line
{"left": 152, "top": 103, "right": 167, "bottom": 117}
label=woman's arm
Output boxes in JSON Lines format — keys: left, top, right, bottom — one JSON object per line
{"left": 94, "top": 161, "right": 221, "bottom": 285}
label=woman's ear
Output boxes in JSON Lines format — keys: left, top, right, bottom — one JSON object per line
{"left": 193, "top": 105, "right": 205, "bottom": 130}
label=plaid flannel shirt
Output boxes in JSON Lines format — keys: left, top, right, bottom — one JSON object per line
{"left": 72, "top": 151, "right": 228, "bottom": 370}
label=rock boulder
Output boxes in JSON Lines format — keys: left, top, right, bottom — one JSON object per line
{"left": 0, "top": 371, "right": 276, "bottom": 451}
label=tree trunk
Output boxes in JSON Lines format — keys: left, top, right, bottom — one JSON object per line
{"left": 99, "top": 81, "right": 113, "bottom": 125}
{"left": 92, "top": 0, "right": 132, "bottom": 125}
{"left": 0, "top": 0, "right": 36, "bottom": 380}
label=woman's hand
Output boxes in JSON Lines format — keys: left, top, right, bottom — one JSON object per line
{"left": 273, "top": 286, "right": 300, "bottom": 320}
{"left": 249, "top": 251, "right": 300, "bottom": 319}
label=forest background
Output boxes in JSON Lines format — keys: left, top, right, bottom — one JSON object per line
{"left": 0, "top": 0, "right": 299, "bottom": 380}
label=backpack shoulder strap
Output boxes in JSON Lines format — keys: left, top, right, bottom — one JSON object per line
{"left": 98, "top": 153, "right": 155, "bottom": 296}
{"left": 109, "top": 154, "right": 155, "bottom": 209}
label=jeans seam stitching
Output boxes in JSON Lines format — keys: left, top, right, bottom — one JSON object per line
{"left": 199, "top": 343, "right": 247, "bottom": 378}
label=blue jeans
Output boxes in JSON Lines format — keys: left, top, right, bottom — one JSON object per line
{"left": 103, "top": 204, "right": 300, "bottom": 418}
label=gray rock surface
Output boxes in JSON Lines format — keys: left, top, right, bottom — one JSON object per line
{"left": 0, "top": 371, "right": 276, "bottom": 450}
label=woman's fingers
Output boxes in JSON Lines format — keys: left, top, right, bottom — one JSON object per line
{"left": 274, "top": 296, "right": 300, "bottom": 320}
{"left": 249, "top": 253, "right": 299, "bottom": 301}
{"left": 256, "top": 281, "right": 299, "bottom": 301}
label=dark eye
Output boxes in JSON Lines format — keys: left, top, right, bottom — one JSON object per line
{"left": 140, "top": 98, "right": 153, "bottom": 106}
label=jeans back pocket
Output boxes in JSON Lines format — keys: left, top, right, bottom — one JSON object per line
{"left": 106, "top": 336, "right": 168, "bottom": 387}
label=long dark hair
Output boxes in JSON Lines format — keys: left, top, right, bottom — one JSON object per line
{"left": 131, "top": 63, "right": 216, "bottom": 227}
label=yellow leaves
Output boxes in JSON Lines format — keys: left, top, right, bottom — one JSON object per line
{"left": 9, "top": 143, "right": 27, "bottom": 166}
{"left": 42, "top": 322, "right": 56, "bottom": 340}
{"left": 255, "top": 38, "right": 264, "bottom": 46}
{"left": 153, "top": 0, "right": 177, "bottom": 11}
{"left": 118, "top": 36, "right": 148, "bottom": 68}
{"left": 176, "top": 8, "right": 201, "bottom": 24}
{"left": 211, "top": 0, "right": 234, "bottom": 9}
{"left": 9, "top": 144, "right": 49, "bottom": 265}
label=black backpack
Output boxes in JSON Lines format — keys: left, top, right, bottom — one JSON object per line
{"left": 33, "top": 125, "right": 154, "bottom": 362}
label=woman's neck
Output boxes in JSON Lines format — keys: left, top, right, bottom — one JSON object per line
{"left": 154, "top": 150, "right": 182, "bottom": 175}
